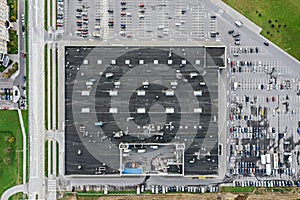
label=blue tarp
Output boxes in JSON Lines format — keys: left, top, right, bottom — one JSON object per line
{"left": 297, "top": 128, "right": 300, "bottom": 134}
{"left": 122, "top": 168, "right": 143, "bottom": 174}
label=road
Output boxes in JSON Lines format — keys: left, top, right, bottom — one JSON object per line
{"left": 28, "top": 0, "right": 46, "bottom": 198}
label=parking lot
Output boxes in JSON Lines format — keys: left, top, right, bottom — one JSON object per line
{"left": 226, "top": 51, "right": 300, "bottom": 179}
{"left": 61, "top": 0, "right": 221, "bottom": 41}
{"left": 64, "top": 46, "right": 223, "bottom": 176}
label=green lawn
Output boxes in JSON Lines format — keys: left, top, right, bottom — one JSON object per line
{"left": 221, "top": 186, "right": 255, "bottom": 193}
{"left": 0, "top": 111, "right": 23, "bottom": 196}
{"left": 223, "top": 0, "right": 300, "bottom": 60}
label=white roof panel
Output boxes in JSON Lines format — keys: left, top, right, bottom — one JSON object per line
{"left": 166, "top": 107, "right": 174, "bottom": 113}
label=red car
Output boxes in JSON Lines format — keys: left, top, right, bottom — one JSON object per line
{"left": 3, "top": 106, "right": 9, "bottom": 110}
{"left": 272, "top": 96, "right": 275, "bottom": 102}
{"left": 139, "top": 3, "right": 145, "bottom": 7}
{"left": 231, "top": 61, "right": 235, "bottom": 67}
{"left": 229, "top": 114, "right": 234, "bottom": 121}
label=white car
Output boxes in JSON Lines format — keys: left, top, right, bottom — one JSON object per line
{"left": 235, "top": 20, "right": 243, "bottom": 27}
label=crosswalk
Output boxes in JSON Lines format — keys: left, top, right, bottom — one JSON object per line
{"left": 48, "top": 179, "right": 57, "bottom": 192}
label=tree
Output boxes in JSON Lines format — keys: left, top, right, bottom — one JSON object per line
{"left": 10, "top": 15, "right": 16, "bottom": 22}
{"left": 268, "top": 20, "right": 272, "bottom": 23}
{"left": 271, "top": 24, "right": 274, "bottom": 28}
{"left": 258, "top": 13, "right": 261, "bottom": 17}
{"left": 9, "top": 29, "right": 15, "bottom": 34}
{"left": 9, "top": 41, "right": 15, "bottom": 47}
{"left": 278, "top": 24, "right": 281, "bottom": 28}
{"left": 8, "top": 136, "right": 15, "bottom": 143}
{"left": 266, "top": 31, "right": 270, "bottom": 34}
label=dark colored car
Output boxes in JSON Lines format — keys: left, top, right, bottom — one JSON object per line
{"left": 264, "top": 42, "right": 269, "bottom": 46}
{"left": 232, "top": 32, "right": 240, "bottom": 37}
{"left": 228, "top": 30, "right": 234, "bottom": 34}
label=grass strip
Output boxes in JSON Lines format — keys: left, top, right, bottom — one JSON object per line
{"left": 44, "top": 44, "right": 48, "bottom": 130}
{"left": 220, "top": 186, "right": 255, "bottom": 193}
{"left": 56, "top": 48, "right": 58, "bottom": 128}
{"left": 50, "top": 140, "right": 53, "bottom": 174}
{"left": 45, "top": 140, "right": 48, "bottom": 177}
{"left": 50, "top": 0, "right": 53, "bottom": 26}
{"left": 44, "top": 0, "right": 47, "bottom": 31}
{"left": 50, "top": 49, "right": 53, "bottom": 129}
{"left": 56, "top": 141, "right": 59, "bottom": 174}
{"left": 21, "top": 110, "right": 29, "bottom": 182}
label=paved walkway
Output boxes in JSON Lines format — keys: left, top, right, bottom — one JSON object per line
{"left": 17, "top": 109, "right": 27, "bottom": 185}
{"left": 0, "top": 184, "right": 27, "bottom": 200}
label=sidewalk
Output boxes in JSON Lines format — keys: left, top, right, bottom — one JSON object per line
{"left": 17, "top": 109, "right": 27, "bottom": 185}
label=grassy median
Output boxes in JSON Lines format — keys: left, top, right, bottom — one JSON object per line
{"left": 44, "top": 0, "right": 47, "bottom": 30}
{"left": 223, "top": 0, "right": 300, "bottom": 60}
{"left": 44, "top": 44, "right": 48, "bottom": 130}
{"left": 56, "top": 48, "right": 58, "bottom": 128}
{"left": 50, "top": 49, "right": 53, "bottom": 129}
{"left": 0, "top": 111, "right": 23, "bottom": 196}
